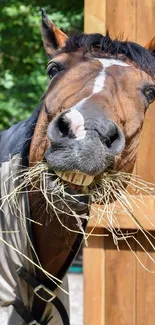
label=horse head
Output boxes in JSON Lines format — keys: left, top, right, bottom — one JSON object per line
{"left": 30, "top": 9, "right": 155, "bottom": 214}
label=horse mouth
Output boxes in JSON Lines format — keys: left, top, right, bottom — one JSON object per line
{"left": 45, "top": 169, "right": 91, "bottom": 215}
{"left": 55, "top": 170, "right": 94, "bottom": 186}
{"left": 45, "top": 163, "right": 116, "bottom": 214}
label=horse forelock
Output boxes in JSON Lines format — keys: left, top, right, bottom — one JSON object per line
{"left": 57, "top": 33, "right": 155, "bottom": 77}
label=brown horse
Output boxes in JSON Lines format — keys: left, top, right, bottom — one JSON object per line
{"left": 1, "top": 8, "right": 155, "bottom": 325}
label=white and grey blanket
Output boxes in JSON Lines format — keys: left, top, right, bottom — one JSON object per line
{"left": 0, "top": 108, "right": 69, "bottom": 325}
{"left": 0, "top": 153, "right": 69, "bottom": 325}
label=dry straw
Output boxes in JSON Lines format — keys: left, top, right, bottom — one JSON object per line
{"left": 1, "top": 160, "right": 155, "bottom": 288}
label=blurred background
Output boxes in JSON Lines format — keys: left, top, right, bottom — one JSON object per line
{"left": 0, "top": 0, "right": 83, "bottom": 130}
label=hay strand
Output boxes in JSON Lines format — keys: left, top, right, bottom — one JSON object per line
{"left": 1, "top": 160, "right": 155, "bottom": 277}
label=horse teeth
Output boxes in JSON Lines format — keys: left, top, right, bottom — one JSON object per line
{"left": 55, "top": 171, "right": 94, "bottom": 186}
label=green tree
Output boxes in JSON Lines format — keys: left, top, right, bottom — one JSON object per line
{"left": 0, "top": 1, "right": 83, "bottom": 129}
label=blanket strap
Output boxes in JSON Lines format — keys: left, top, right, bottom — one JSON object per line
{"left": 14, "top": 266, "right": 70, "bottom": 325}
{"left": 13, "top": 299, "right": 43, "bottom": 325}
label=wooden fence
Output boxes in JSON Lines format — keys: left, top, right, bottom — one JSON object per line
{"left": 83, "top": 1, "right": 155, "bottom": 324}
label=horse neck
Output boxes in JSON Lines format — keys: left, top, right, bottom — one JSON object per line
{"left": 28, "top": 190, "right": 79, "bottom": 278}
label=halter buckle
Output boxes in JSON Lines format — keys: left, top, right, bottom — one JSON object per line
{"left": 34, "top": 284, "right": 56, "bottom": 303}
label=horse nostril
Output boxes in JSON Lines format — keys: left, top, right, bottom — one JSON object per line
{"left": 57, "top": 115, "right": 70, "bottom": 137}
{"left": 103, "top": 121, "right": 125, "bottom": 154}
{"left": 47, "top": 109, "right": 86, "bottom": 143}
{"left": 50, "top": 109, "right": 86, "bottom": 141}
{"left": 47, "top": 112, "right": 72, "bottom": 142}
{"left": 105, "top": 126, "right": 119, "bottom": 148}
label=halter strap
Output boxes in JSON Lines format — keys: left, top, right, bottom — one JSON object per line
{"left": 14, "top": 266, "right": 70, "bottom": 325}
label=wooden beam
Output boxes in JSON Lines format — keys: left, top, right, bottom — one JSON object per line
{"left": 83, "top": 233, "right": 105, "bottom": 325}
{"left": 135, "top": 0, "right": 155, "bottom": 184}
{"left": 104, "top": 235, "right": 136, "bottom": 325}
{"left": 106, "top": 0, "right": 136, "bottom": 40}
{"left": 136, "top": 233, "right": 155, "bottom": 325}
{"left": 88, "top": 195, "right": 155, "bottom": 231}
{"left": 84, "top": 0, "right": 106, "bottom": 34}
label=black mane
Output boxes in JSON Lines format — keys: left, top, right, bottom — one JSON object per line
{"left": 61, "top": 33, "right": 155, "bottom": 76}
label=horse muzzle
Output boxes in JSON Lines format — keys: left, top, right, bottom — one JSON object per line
{"left": 44, "top": 104, "right": 125, "bottom": 179}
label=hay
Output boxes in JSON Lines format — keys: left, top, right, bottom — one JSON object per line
{"left": 0, "top": 162, "right": 67, "bottom": 293}
{"left": 1, "top": 160, "right": 155, "bottom": 278}
{"left": 90, "top": 171, "right": 155, "bottom": 272}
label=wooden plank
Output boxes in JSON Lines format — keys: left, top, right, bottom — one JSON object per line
{"left": 136, "top": 0, "right": 155, "bottom": 45}
{"left": 104, "top": 234, "right": 136, "bottom": 325}
{"left": 106, "top": 0, "right": 136, "bottom": 40}
{"left": 136, "top": 232, "right": 155, "bottom": 325}
{"left": 84, "top": 0, "right": 106, "bottom": 34}
{"left": 135, "top": 0, "right": 155, "bottom": 183}
{"left": 83, "top": 232, "right": 105, "bottom": 325}
{"left": 84, "top": 0, "right": 136, "bottom": 39}
{"left": 136, "top": 105, "right": 155, "bottom": 183}
{"left": 88, "top": 195, "right": 155, "bottom": 230}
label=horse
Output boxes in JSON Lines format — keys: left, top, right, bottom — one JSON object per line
{"left": 1, "top": 7, "right": 155, "bottom": 325}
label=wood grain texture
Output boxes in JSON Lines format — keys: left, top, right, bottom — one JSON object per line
{"left": 136, "top": 0, "right": 155, "bottom": 45}
{"left": 88, "top": 197, "right": 155, "bottom": 231}
{"left": 83, "top": 233, "right": 105, "bottom": 325}
{"left": 106, "top": 0, "right": 136, "bottom": 40}
{"left": 135, "top": 106, "right": 155, "bottom": 182}
{"left": 135, "top": 0, "right": 155, "bottom": 183}
{"left": 136, "top": 232, "right": 155, "bottom": 325}
{"left": 104, "top": 234, "right": 136, "bottom": 325}
{"left": 84, "top": 0, "right": 106, "bottom": 34}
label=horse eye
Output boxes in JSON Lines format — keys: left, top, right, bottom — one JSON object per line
{"left": 144, "top": 87, "right": 155, "bottom": 104}
{"left": 47, "top": 62, "right": 62, "bottom": 79}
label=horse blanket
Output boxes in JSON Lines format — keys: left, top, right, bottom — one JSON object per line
{"left": 0, "top": 108, "right": 69, "bottom": 325}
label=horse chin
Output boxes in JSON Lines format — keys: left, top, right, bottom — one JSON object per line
{"left": 45, "top": 172, "right": 90, "bottom": 215}
{"left": 44, "top": 161, "right": 116, "bottom": 214}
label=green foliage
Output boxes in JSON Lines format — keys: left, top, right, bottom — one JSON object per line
{"left": 0, "top": 1, "right": 83, "bottom": 130}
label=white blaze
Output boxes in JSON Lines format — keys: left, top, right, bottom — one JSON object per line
{"left": 93, "top": 58, "right": 129, "bottom": 94}
{"left": 68, "top": 58, "right": 129, "bottom": 139}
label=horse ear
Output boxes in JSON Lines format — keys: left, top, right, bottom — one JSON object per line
{"left": 41, "top": 8, "right": 68, "bottom": 57}
{"left": 145, "top": 35, "right": 155, "bottom": 52}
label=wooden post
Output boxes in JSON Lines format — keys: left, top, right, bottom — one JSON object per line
{"left": 83, "top": 234, "right": 105, "bottom": 325}
{"left": 84, "top": 1, "right": 155, "bottom": 325}
{"left": 84, "top": 207, "right": 155, "bottom": 325}
{"left": 84, "top": 0, "right": 106, "bottom": 34}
